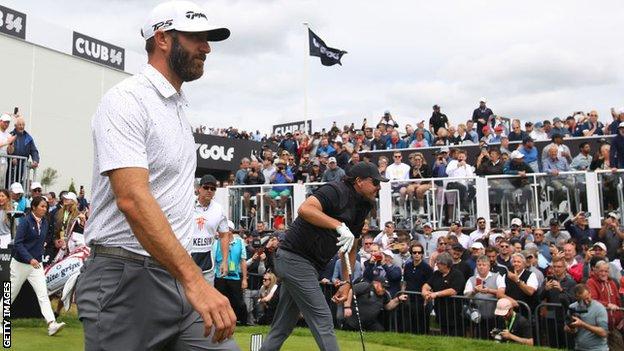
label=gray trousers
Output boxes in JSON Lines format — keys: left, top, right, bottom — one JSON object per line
{"left": 260, "top": 249, "right": 339, "bottom": 351}
{"left": 75, "top": 252, "right": 240, "bottom": 351}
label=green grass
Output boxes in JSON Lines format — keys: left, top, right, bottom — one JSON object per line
{"left": 8, "top": 316, "right": 555, "bottom": 351}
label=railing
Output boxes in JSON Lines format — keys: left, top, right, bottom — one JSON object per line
{"left": 218, "top": 168, "right": 622, "bottom": 231}
{"left": 0, "top": 154, "right": 36, "bottom": 194}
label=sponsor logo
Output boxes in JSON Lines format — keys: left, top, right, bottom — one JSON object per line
{"left": 312, "top": 37, "right": 341, "bottom": 60}
{"left": 196, "top": 144, "right": 235, "bottom": 161}
{"left": 185, "top": 11, "right": 207, "bottom": 20}
{"left": 152, "top": 19, "right": 173, "bottom": 31}
{"left": 72, "top": 32, "right": 125, "bottom": 70}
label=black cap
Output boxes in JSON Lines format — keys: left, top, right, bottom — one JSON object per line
{"left": 200, "top": 174, "right": 218, "bottom": 186}
{"left": 451, "top": 243, "right": 465, "bottom": 252}
{"left": 372, "top": 276, "right": 389, "bottom": 287}
{"left": 549, "top": 218, "right": 560, "bottom": 226}
{"left": 433, "top": 104, "right": 440, "bottom": 109}
{"left": 525, "top": 121, "right": 533, "bottom": 126}
{"left": 347, "top": 162, "right": 389, "bottom": 182}
{"left": 522, "top": 136, "right": 534, "bottom": 144}
{"left": 551, "top": 133, "right": 563, "bottom": 139}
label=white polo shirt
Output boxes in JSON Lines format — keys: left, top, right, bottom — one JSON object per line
{"left": 85, "top": 64, "right": 196, "bottom": 256}
{"left": 190, "top": 200, "right": 229, "bottom": 254}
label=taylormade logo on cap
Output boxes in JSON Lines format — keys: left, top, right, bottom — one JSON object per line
{"left": 141, "top": 1, "right": 230, "bottom": 41}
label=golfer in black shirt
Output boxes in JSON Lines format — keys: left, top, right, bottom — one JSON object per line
{"left": 260, "top": 162, "right": 388, "bottom": 351}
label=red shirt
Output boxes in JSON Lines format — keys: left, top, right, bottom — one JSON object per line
{"left": 587, "top": 276, "right": 622, "bottom": 330}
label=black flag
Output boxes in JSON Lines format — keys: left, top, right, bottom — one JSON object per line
{"left": 308, "top": 29, "right": 347, "bottom": 66}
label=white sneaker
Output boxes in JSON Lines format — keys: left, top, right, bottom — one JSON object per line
{"left": 48, "top": 321, "right": 66, "bottom": 336}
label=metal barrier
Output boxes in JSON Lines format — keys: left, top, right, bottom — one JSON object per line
{"left": 0, "top": 154, "right": 35, "bottom": 193}
{"left": 227, "top": 184, "right": 297, "bottom": 231}
{"left": 534, "top": 302, "right": 575, "bottom": 349}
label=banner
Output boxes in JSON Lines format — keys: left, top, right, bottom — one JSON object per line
{"left": 308, "top": 29, "right": 347, "bottom": 66}
{"left": 72, "top": 31, "right": 125, "bottom": 70}
{"left": 0, "top": 5, "right": 26, "bottom": 40}
{"left": 194, "top": 134, "right": 267, "bottom": 172}
{"left": 272, "top": 120, "right": 312, "bottom": 135}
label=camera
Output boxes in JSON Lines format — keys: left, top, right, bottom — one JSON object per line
{"left": 372, "top": 252, "right": 383, "bottom": 262}
{"left": 490, "top": 328, "right": 504, "bottom": 342}
{"left": 565, "top": 306, "right": 588, "bottom": 328}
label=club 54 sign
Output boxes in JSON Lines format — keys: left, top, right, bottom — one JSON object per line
{"left": 72, "top": 31, "right": 125, "bottom": 70}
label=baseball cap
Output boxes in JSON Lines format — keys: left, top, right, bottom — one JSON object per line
{"left": 347, "top": 162, "right": 389, "bottom": 183}
{"left": 592, "top": 242, "right": 607, "bottom": 251}
{"left": 534, "top": 121, "right": 544, "bottom": 128}
{"left": 433, "top": 104, "right": 440, "bottom": 109}
{"left": 553, "top": 117, "right": 562, "bottom": 123}
{"left": 227, "top": 220, "right": 236, "bottom": 231}
{"left": 451, "top": 220, "right": 462, "bottom": 227}
{"left": 200, "top": 174, "right": 218, "bottom": 185}
{"left": 471, "top": 242, "right": 484, "bottom": 250}
{"left": 511, "top": 218, "right": 522, "bottom": 226}
{"left": 30, "top": 182, "right": 42, "bottom": 190}
{"left": 328, "top": 157, "right": 337, "bottom": 164}
{"left": 0, "top": 114, "right": 11, "bottom": 122}
{"left": 382, "top": 249, "right": 394, "bottom": 257}
{"left": 439, "top": 146, "right": 450, "bottom": 154}
{"left": 141, "top": 1, "right": 230, "bottom": 41}
{"left": 423, "top": 222, "right": 433, "bottom": 228}
{"left": 618, "top": 122, "right": 624, "bottom": 129}
{"left": 522, "top": 136, "right": 534, "bottom": 144}
{"left": 608, "top": 212, "right": 620, "bottom": 220}
{"left": 495, "top": 298, "right": 513, "bottom": 316}
{"left": 372, "top": 275, "right": 389, "bottom": 287}
{"left": 63, "top": 192, "right": 77, "bottom": 202}
{"left": 549, "top": 218, "right": 560, "bottom": 226}
{"left": 9, "top": 182, "right": 23, "bottom": 194}
{"left": 451, "top": 243, "right": 464, "bottom": 251}
{"left": 494, "top": 125, "right": 504, "bottom": 133}
{"left": 510, "top": 150, "right": 524, "bottom": 159}
{"left": 482, "top": 126, "right": 490, "bottom": 133}
{"left": 479, "top": 97, "right": 487, "bottom": 103}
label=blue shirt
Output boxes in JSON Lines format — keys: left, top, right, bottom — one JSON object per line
{"left": 316, "top": 145, "right": 336, "bottom": 157}
{"left": 271, "top": 168, "right": 293, "bottom": 192}
{"left": 518, "top": 146, "right": 538, "bottom": 164}
{"left": 570, "top": 300, "right": 608, "bottom": 351}
{"left": 12, "top": 213, "right": 48, "bottom": 264}
{"left": 543, "top": 156, "right": 570, "bottom": 174}
{"left": 213, "top": 236, "right": 245, "bottom": 280}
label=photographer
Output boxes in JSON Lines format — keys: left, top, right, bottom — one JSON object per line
{"left": 492, "top": 298, "right": 533, "bottom": 345}
{"left": 541, "top": 257, "right": 576, "bottom": 349}
{"left": 565, "top": 284, "right": 609, "bottom": 351}
{"left": 586, "top": 261, "right": 624, "bottom": 349}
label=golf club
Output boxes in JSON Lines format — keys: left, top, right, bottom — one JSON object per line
{"left": 344, "top": 251, "right": 366, "bottom": 351}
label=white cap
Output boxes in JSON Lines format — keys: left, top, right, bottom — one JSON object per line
{"left": 592, "top": 242, "right": 607, "bottom": 251}
{"left": 511, "top": 218, "right": 522, "bottom": 226}
{"left": 495, "top": 298, "right": 513, "bottom": 316}
{"left": 618, "top": 107, "right": 624, "bottom": 115}
{"left": 227, "top": 219, "right": 236, "bottom": 231}
{"left": 0, "top": 114, "right": 11, "bottom": 122}
{"left": 423, "top": 222, "right": 433, "bottom": 228}
{"left": 328, "top": 157, "right": 337, "bottom": 163}
{"left": 141, "top": 1, "right": 230, "bottom": 41}
{"left": 510, "top": 150, "right": 524, "bottom": 159}
{"left": 608, "top": 212, "right": 620, "bottom": 220}
{"left": 382, "top": 249, "right": 394, "bottom": 257}
{"left": 479, "top": 97, "right": 487, "bottom": 103}
{"left": 9, "top": 182, "right": 23, "bottom": 194}
{"left": 30, "top": 181, "right": 42, "bottom": 190}
{"left": 471, "top": 242, "right": 485, "bottom": 250}
{"left": 618, "top": 122, "right": 624, "bottom": 129}
{"left": 62, "top": 192, "right": 77, "bottom": 202}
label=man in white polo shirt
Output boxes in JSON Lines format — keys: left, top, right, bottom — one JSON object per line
{"left": 75, "top": 1, "right": 239, "bottom": 350}
{"left": 191, "top": 174, "right": 231, "bottom": 285}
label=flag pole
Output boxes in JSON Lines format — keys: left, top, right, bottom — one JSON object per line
{"left": 303, "top": 22, "right": 309, "bottom": 134}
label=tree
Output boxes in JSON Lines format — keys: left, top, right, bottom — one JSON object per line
{"left": 40, "top": 167, "right": 58, "bottom": 192}
{"left": 68, "top": 178, "right": 77, "bottom": 194}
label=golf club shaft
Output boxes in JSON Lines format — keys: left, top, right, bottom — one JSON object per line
{"left": 344, "top": 251, "right": 366, "bottom": 351}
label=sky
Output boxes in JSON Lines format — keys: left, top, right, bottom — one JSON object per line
{"left": 5, "top": 0, "right": 624, "bottom": 134}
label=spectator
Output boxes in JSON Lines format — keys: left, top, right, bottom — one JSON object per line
{"left": 516, "top": 136, "right": 539, "bottom": 172}
{"left": 344, "top": 151, "right": 360, "bottom": 173}
{"left": 0, "top": 189, "right": 11, "bottom": 248}
{"left": 449, "top": 221, "right": 470, "bottom": 249}
{"left": 385, "top": 151, "right": 410, "bottom": 213}
{"left": 586, "top": 261, "right": 624, "bottom": 349}
{"left": 563, "top": 242, "right": 584, "bottom": 283}
{"left": 532, "top": 228, "right": 552, "bottom": 264}
{"left": 542, "top": 133, "right": 572, "bottom": 163}
{"left": 571, "top": 141, "right": 593, "bottom": 171}
{"left": 409, "top": 129, "right": 429, "bottom": 148}
{"left": 541, "top": 257, "right": 577, "bottom": 349}
{"left": 476, "top": 147, "right": 504, "bottom": 176}
{"left": 468, "top": 217, "right": 488, "bottom": 248}
{"left": 490, "top": 125, "right": 505, "bottom": 143}
{"left": 333, "top": 142, "right": 350, "bottom": 170}
{"left": 497, "top": 239, "right": 514, "bottom": 270}
{"left": 358, "top": 234, "right": 374, "bottom": 266}
{"left": 321, "top": 157, "right": 345, "bottom": 182}
{"left": 584, "top": 242, "right": 622, "bottom": 284}
{"left": 262, "top": 157, "right": 276, "bottom": 184}
{"left": 363, "top": 248, "right": 402, "bottom": 297}
{"left": 610, "top": 122, "right": 624, "bottom": 169}
{"left": 315, "top": 137, "right": 336, "bottom": 157}
{"left": 374, "top": 221, "right": 397, "bottom": 250}
{"left": 277, "top": 132, "right": 298, "bottom": 157}
{"left": 450, "top": 243, "right": 473, "bottom": 281}
{"left": 564, "top": 284, "right": 609, "bottom": 351}
{"left": 472, "top": 97, "right": 493, "bottom": 139}
{"left": 369, "top": 129, "right": 386, "bottom": 151}
{"left": 429, "top": 105, "right": 449, "bottom": 135}
{"left": 445, "top": 150, "right": 476, "bottom": 210}
{"left": 464, "top": 255, "right": 506, "bottom": 339}
{"left": 595, "top": 213, "right": 624, "bottom": 261}
{"left": 0, "top": 114, "right": 15, "bottom": 188}
{"left": 379, "top": 110, "right": 399, "bottom": 129}
{"left": 504, "top": 253, "right": 538, "bottom": 312}
{"left": 503, "top": 150, "right": 534, "bottom": 204}
{"left": 486, "top": 246, "right": 508, "bottom": 275}
{"left": 235, "top": 158, "right": 251, "bottom": 185}
{"left": 7, "top": 117, "right": 39, "bottom": 186}
{"left": 465, "top": 120, "right": 479, "bottom": 143}
{"left": 413, "top": 222, "right": 437, "bottom": 260}
{"left": 480, "top": 126, "right": 493, "bottom": 144}
{"left": 564, "top": 211, "right": 594, "bottom": 244}
{"left": 422, "top": 252, "right": 466, "bottom": 336}
{"left": 386, "top": 130, "right": 407, "bottom": 149}
{"left": 529, "top": 121, "right": 548, "bottom": 141}
{"left": 507, "top": 119, "right": 527, "bottom": 142}
{"left": 401, "top": 243, "right": 433, "bottom": 333}
{"left": 343, "top": 276, "right": 407, "bottom": 332}
{"left": 213, "top": 223, "right": 248, "bottom": 324}
{"left": 10, "top": 197, "right": 65, "bottom": 335}
{"left": 543, "top": 144, "right": 575, "bottom": 211}
{"left": 9, "top": 182, "right": 28, "bottom": 213}
{"left": 551, "top": 117, "right": 568, "bottom": 136}
{"left": 267, "top": 160, "right": 293, "bottom": 215}
{"left": 76, "top": 186, "right": 89, "bottom": 212}
{"left": 566, "top": 115, "right": 582, "bottom": 136}
{"left": 581, "top": 110, "right": 605, "bottom": 137}
{"left": 255, "top": 272, "right": 279, "bottom": 325}
{"left": 405, "top": 152, "right": 432, "bottom": 214}
{"left": 493, "top": 298, "right": 534, "bottom": 345}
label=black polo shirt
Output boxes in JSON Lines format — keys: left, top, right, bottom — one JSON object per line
{"left": 280, "top": 180, "right": 373, "bottom": 272}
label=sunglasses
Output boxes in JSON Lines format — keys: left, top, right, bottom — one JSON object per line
{"left": 500, "top": 245, "right": 510, "bottom": 248}
{"left": 412, "top": 251, "right": 423, "bottom": 255}
{"left": 394, "top": 155, "right": 402, "bottom": 158}
{"left": 262, "top": 278, "right": 270, "bottom": 282}
{"left": 477, "top": 221, "right": 485, "bottom": 224}
{"left": 364, "top": 242, "right": 373, "bottom": 245}
{"left": 438, "top": 242, "right": 447, "bottom": 245}
{"left": 202, "top": 185, "right": 217, "bottom": 191}
{"left": 371, "top": 178, "right": 380, "bottom": 186}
